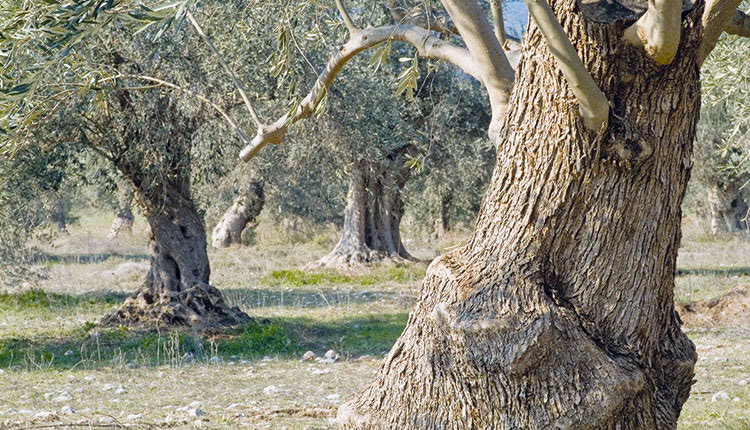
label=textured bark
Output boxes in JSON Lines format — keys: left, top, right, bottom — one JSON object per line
{"left": 109, "top": 180, "right": 135, "bottom": 238}
{"left": 102, "top": 174, "right": 250, "bottom": 328}
{"left": 212, "top": 177, "right": 264, "bottom": 248}
{"left": 707, "top": 182, "right": 749, "bottom": 234}
{"left": 312, "top": 159, "right": 414, "bottom": 269}
{"left": 339, "top": 0, "right": 700, "bottom": 427}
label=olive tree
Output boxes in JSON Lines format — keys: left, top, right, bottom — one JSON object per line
{"left": 234, "top": 0, "right": 750, "bottom": 426}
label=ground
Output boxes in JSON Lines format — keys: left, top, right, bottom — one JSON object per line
{"left": 0, "top": 211, "right": 748, "bottom": 429}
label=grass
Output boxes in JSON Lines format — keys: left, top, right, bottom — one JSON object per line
{"left": 0, "top": 210, "right": 747, "bottom": 429}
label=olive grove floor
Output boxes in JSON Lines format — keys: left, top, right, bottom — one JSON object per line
{"left": 0, "top": 211, "right": 747, "bottom": 429}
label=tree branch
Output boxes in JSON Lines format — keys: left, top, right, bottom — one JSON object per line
{"left": 698, "top": 0, "right": 743, "bottom": 64}
{"left": 624, "top": 0, "right": 683, "bottom": 65}
{"left": 490, "top": 0, "right": 507, "bottom": 47}
{"left": 439, "top": 0, "right": 515, "bottom": 122}
{"left": 387, "top": 0, "right": 458, "bottom": 35}
{"left": 185, "top": 9, "right": 263, "bottom": 128}
{"left": 239, "top": 24, "right": 480, "bottom": 162}
{"left": 335, "top": 0, "right": 358, "bottom": 34}
{"left": 112, "top": 74, "right": 253, "bottom": 146}
{"left": 524, "top": 0, "right": 609, "bottom": 132}
{"left": 726, "top": 9, "right": 750, "bottom": 37}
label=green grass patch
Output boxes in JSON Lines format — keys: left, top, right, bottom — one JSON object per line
{"left": 261, "top": 269, "right": 376, "bottom": 287}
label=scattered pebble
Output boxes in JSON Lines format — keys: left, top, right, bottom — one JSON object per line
{"left": 60, "top": 406, "right": 75, "bottom": 415}
{"left": 311, "top": 368, "right": 331, "bottom": 375}
{"left": 98, "top": 417, "right": 114, "bottom": 424}
{"left": 64, "top": 350, "right": 74, "bottom": 356}
{"left": 34, "top": 411, "right": 56, "bottom": 420}
{"left": 732, "top": 397, "right": 741, "bottom": 403}
{"left": 114, "top": 385, "right": 127, "bottom": 395}
{"left": 209, "top": 356, "right": 223, "bottom": 364}
{"left": 182, "top": 352, "right": 196, "bottom": 363}
{"left": 302, "top": 351, "right": 316, "bottom": 361}
{"left": 263, "top": 385, "right": 280, "bottom": 395}
{"left": 738, "top": 379, "right": 748, "bottom": 386}
{"left": 711, "top": 391, "right": 730, "bottom": 402}
{"left": 125, "top": 413, "right": 142, "bottom": 421}
{"left": 188, "top": 408, "right": 204, "bottom": 417}
{"left": 53, "top": 392, "right": 72, "bottom": 403}
{"left": 125, "top": 361, "right": 136, "bottom": 369}
{"left": 324, "top": 349, "right": 338, "bottom": 360}
{"left": 326, "top": 394, "right": 340, "bottom": 401}
{"left": 225, "top": 403, "right": 243, "bottom": 410}
{"left": 262, "top": 356, "right": 275, "bottom": 362}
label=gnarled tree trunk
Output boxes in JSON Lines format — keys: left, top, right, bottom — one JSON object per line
{"left": 109, "top": 180, "right": 135, "bottom": 238}
{"left": 102, "top": 174, "right": 249, "bottom": 328}
{"left": 339, "top": 0, "right": 699, "bottom": 427}
{"left": 312, "top": 158, "right": 414, "bottom": 269}
{"left": 212, "top": 176, "right": 264, "bottom": 248}
{"left": 707, "top": 182, "right": 748, "bottom": 234}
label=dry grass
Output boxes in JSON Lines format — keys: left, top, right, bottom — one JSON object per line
{"left": 0, "top": 211, "right": 748, "bottom": 429}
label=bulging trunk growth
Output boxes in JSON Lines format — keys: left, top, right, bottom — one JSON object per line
{"left": 312, "top": 159, "right": 414, "bottom": 269}
{"left": 340, "top": 0, "right": 700, "bottom": 427}
{"left": 212, "top": 176, "right": 264, "bottom": 248}
{"left": 707, "top": 182, "right": 748, "bottom": 233}
{"left": 109, "top": 180, "right": 135, "bottom": 238}
{"left": 102, "top": 175, "right": 249, "bottom": 328}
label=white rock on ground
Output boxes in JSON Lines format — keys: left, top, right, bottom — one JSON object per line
{"left": 188, "top": 408, "right": 204, "bottom": 417}
{"left": 60, "top": 406, "right": 74, "bottom": 415}
{"left": 209, "top": 356, "right": 223, "bottom": 364}
{"left": 114, "top": 385, "right": 126, "bottom": 395}
{"left": 738, "top": 379, "right": 748, "bottom": 386}
{"left": 302, "top": 351, "right": 316, "bottom": 361}
{"left": 711, "top": 391, "right": 731, "bottom": 402}
{"left": 263, "top": 385, "right": 280, "bottom": 395}
{"left": 125, "top": 413, "right": 142, "bottom": 421}
{"left": 53, "top": 392, "right": 72, "bottom": 402}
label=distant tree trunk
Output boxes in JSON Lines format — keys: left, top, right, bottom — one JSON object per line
{"left": 109, "top": 180, "right": 135, "bottom": 238}
{"left": 312, "top": 158, "right": 414, "bottom": 269}
{"left": 339, "top": 0, "right": 700, "bottom": 427}
{"left": 45, "top": 190, "right": 66, "bottom": 232}
{"left": 431, "top": 192, "right": 452, "bottom": 240}
{"left": 212, "top": 176, "right": 265, "bottom": 248}
{"left": 707, "top": 182, "right": 748, "bottom": 234}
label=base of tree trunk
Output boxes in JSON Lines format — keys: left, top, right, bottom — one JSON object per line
{"left": 101, "top": 281, "right": 250, "bottom": 328}
{"left": 707, "top": 183, "right": 749, "bottom": 234}
{"left": 309, "top": 245, "right": 415, "bottom": 270}
{"left": 109, "top": 214, "right": 134, "bottom": 238}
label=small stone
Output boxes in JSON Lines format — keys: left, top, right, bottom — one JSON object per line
{"left": 209, "top": 356, "right": 223, "bottom": 364}
{"left": 43, "top": 392, "right": 55, "bottom": 401}
{"left": 732, "top": 397, "right": 740, "bottom": 403}
{"left": 311, "top": 368, "right": 331, "bottom": 375}
{"left": 711, "top": 391, "right": 730, "bottom": 402}
{"left": 64, "top": 350, "right": 74, "bottom": 356}
{"left": 34, "top": 411, "right": 56, "bottom": 420}
{"left": 188, "top": 401, "right": 203, "bottom": 409}
{"left": 324, "top": 349, "right": 338, "bottom": 360}
{"left": 101, "top": 384, "right": 114, "bottom": 392}
{"left": 225, "top": 403, "right": 243, "bottom": 410}
{"left": 98, "top": 416, "right": 114, "bottom": 424}
{"left": 125, "top": 413, "right": 142, "bottom": 421}
{"left": 263, "top": 385, "right": 280, "bottom": 395}
{"left": 125, "top": 361, "right": 136, "bottom": 369}
{"left": 738, "top": 379, "right": 748, "bottom": 386}
{"left": 60, "top": 406, "right": 74, "bottom": 415}
{"left": 188, "top": 408, "right": 204, "bottom": 417}
{"left": 182, "top": 352, "right": 195, "bottom": 363}
{"left": 114, "top": 385, "right": 126, "bottom": 395}
{"left": 302, "top": 351, "right": 316, "bottom": 361}
{"left": 53, "top": 392, "right": 72, "bottom": 402}
{"left": 262, "top": 356, "right": 274, "bottom": 362}
{"left": 326, "top": 394, "right": 340, "bottom": 401}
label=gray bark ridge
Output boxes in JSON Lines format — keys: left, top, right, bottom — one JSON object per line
{"left": 312, "top": 158, "right": 414, "bottom": 269}
{"left": 212, "top": 177, "right": 265, "bottom": 248}
{"left": 340, "top": 0, "right": 701, "bottom": 427}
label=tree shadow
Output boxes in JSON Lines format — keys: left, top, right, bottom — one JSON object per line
{"left": 676, "top": 267, "right": 750, "bottom": 277}
{"left": 0, "top": 312, "right": 408, "bottom": 372}
{"left": 221, "top": 287, "right": 415, "bottom": 310}
{"left": 36, "top": 252, "right": 149, "bottom": 265}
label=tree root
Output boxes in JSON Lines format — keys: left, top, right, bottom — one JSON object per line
{"left": 101, "top": 282, "right": 251, "bottom": 328}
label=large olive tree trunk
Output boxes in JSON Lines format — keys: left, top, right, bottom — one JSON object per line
{"left": 212, "top": 176, "right": 264, "bottom": 248}
{"left": 103, "top": 169, "right": 249, "bottom": 328}
{"left": 707, "top": 182, "right": 748, "bottom": 233}
{"left": 312, "top": 158, "right": 414, "bottom": 269}
{"left": 109, "top": 179, "right": 135, "bottom": 238}
{"left": 339, "top": 0, "right": 700, "bottom": 427}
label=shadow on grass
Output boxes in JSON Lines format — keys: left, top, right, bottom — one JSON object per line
{"left": 0, "top": 289, "right": 129, "bottom": 310}
{"left": 36, "top": 252, "right": 149, "bottom": 265}
{"left": 676, "top": 267, "right": 750, "bottom": 277}
{"left": 0, "top": 313, "right": 408, "bottom": 372}
{"left": 222, "top": 287, "right": 415, "bottom": 310}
